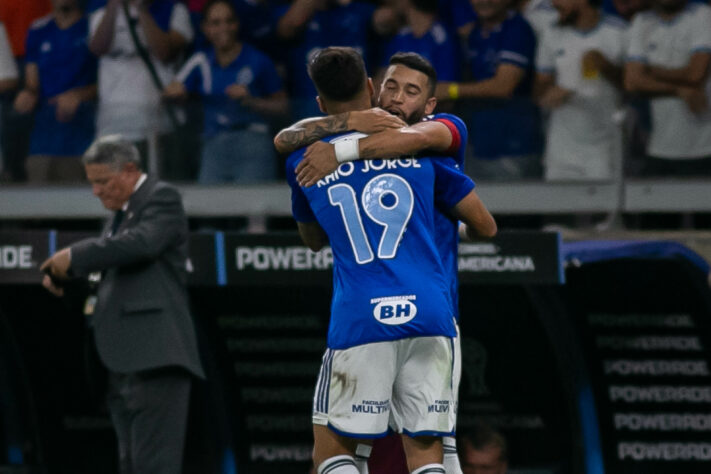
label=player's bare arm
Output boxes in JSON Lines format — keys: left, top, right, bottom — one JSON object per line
{"left": 295, "top": 120, "right": 454, "bottom": 187}
{"left": 274, "top": 113, "right": 350, "bottom": 154}
{"left": 273, "top": 107, "right": 405, "bottom": 154}
{"left": 297, "top": 222, "right": 329, "bottom": 252}
{"left": 450, "top": 190, "right": 497, "bottom": 240}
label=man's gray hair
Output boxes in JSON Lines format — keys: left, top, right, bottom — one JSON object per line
{"left": 82, "top": 135, "right": 142, "bottom": 170}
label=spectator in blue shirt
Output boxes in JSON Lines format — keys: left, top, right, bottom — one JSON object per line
{"left": 436, "top": 0, "right": 543, "bottom": 180}
{"left": 13, "top": 0, "right": 97, "bottom": 183}
{"left": 439, "top": 0, "right": 478, "bottom": 36}
{"left": 275, "top": 0, "right": 398, "bottom": 119}
{"left": 164, "top": 0, "right": 287, "bottom": 184}
{"left": 380, "top": 0, "right": 461, "bottom": 83}
{"left": 187, "top": 0, "right": 280, "bottom": 58}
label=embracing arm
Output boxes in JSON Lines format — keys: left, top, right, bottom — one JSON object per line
{"left": 294, "top": 119, "right": 456, "bottom": 186}
{"left": 359, "top": 120, "right": 454, "bottom": 158}
{"left": 274, "top": 113, "right": 351, "bottom": 154}
{"left": 274, "top": 108, "right": 405, "bottom": 154}
{"left": 451, "top": 190, "right": 497, "bottom": 239}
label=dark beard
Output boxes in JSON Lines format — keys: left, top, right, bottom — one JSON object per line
{"left": 404, "top": 108, "right": 426, "bottom": 126}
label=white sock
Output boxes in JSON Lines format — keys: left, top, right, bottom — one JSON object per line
{"left": 354, "top": 444, "right": 372, "bottom": 474}
{"left": 411, "top": 463, "right": 446, "bottom": 474}
{"left": 442, "top": 437, "right": 463, "bottom": 474}
{"left": 317, "top": 455, "right": 360, "bottom": 474}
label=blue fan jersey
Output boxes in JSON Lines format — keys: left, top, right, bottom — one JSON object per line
{"left": 465, "top": 11, "right": 542, "bottom": 159}
{"left": 381, "top": 22, "right": 461, "bottom": 81}
{"left": 177, "top": 44, "right": 283, "bottom": 136}
{"left": 25, "top": 15, "right": 96, "bottom": 156}
{"left": 274, "top": 2, "right": 376, "bottom": 119}
{"left": 287, "top": 133, "right": 475, "bottom": 350}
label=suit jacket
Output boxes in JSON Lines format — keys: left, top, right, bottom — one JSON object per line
{"left": 70, "top": 177, "right": 204, "bottom": 379}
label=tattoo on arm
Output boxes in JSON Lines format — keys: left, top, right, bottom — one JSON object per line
{"left": 276, "top": 112, "right": 350, "bottom": 153}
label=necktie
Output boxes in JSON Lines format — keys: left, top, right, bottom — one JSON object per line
{"left": 111, "top": 209, "right": 125, "bottom": 236}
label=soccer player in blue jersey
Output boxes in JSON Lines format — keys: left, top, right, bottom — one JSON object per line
{"left": 286, "top": 47, "right": 496, "bottom": 474}
{"left": 276, "top": 52, "right": 479, "bottom": 474}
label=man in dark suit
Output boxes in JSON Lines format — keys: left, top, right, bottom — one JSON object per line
{"left": 41, "top": 134, "right": 204, "bottom": 474}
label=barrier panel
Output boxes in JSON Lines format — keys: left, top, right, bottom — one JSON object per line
{"left": 1, "top": 231, "right": 708, "bottom": 473}
{"left": 563, "top": 242, "right": 711, "bottom": 474}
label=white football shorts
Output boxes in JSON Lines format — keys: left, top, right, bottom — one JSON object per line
{"left": 313, "top": 335, "right": 457, "bottom": 438}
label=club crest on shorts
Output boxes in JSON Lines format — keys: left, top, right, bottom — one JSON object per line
{"left": 371, "top": 295, "right": 417, "bottom": 325}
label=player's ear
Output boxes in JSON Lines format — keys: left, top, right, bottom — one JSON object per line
{"left": 425, "top": 96, "right": 437, "bottom": 115}
{"left": 367, "top": 77, "right": 374, "bottom": 100}
{"left": 316, "top": 95, "right": 328, "bottom": 114}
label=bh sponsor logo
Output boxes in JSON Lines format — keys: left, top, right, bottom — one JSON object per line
{"left": 371, "top": 295, "right": 417, "bottom": 325}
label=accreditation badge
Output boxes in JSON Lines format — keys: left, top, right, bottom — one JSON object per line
{"left": 83, "top": 272, "right": 102, "bottom": 316}
{"left": 83, "top": 295, "right": 97, "bottom": 316}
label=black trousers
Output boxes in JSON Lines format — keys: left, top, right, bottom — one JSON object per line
{"left": 107, "top": 368, "right": 192, "bottom": 474}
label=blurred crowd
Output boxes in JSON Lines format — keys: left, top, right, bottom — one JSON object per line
{"left": 0, "top": 0, "right": 710, "bottom": 185}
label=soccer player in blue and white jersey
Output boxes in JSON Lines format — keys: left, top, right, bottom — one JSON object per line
{"left": 276, "top": 52, "right": 478, "bottom": 474}
{"left": 287, "top": 47, "right": 495, "bottom": 472}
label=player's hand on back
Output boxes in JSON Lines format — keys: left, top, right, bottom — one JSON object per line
{"left": 348, "top": 107, "right": 405, "bottom": 134}
{"left": 297, "top": 141, "right": 339, "bottom": 187}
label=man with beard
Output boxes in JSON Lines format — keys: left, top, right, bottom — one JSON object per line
{"left": 285, "top": 46, "right": 495, "bottom": 474}
{"left": 275, "top": 52, "right": 484, "bottom": 474}
{"left": 624, "top": 0, "right": 711, "bottom": 176}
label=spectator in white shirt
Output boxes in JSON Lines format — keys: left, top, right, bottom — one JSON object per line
{"left": 89, "top": 0, "right": 193, "bottom": 170}
{"left": 624, "top": 0, "right": 711, "bottom": 176}
{"left": 535, "top": 0, "right": 627, "bottom": 180}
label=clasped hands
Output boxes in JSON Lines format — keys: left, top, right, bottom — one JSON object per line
{"left": 39, "top": 248, "right": 71, "bottom": 297}
{"left": 295, "top": 108, "right": 405, "bottom": 187}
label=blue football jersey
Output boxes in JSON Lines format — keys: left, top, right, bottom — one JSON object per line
{"left": 425, "top": 113, "right": 469, "bottom": 321}
{"left": 287, "top": 132, "right": 474, "bottom": 349}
